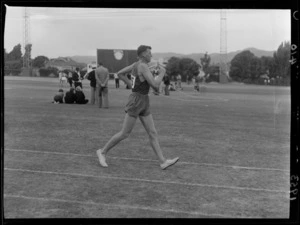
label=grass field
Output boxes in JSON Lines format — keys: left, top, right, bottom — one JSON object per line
{"left": 4, "top": 76, "right": 291, "bottom": 218}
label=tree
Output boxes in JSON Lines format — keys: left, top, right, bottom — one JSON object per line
{"left": 260, "top": 56, "right": 274, "bottom": 76}
{"left": 250, "top": 56, "right": 262, "bottom": 82}
{"left": 39, "top": 66, "right": 59, "bottom": 77}
{"left": 229, "top": 50, "right": 255, "bottom": 82}
{"left": 179, "top": 58, "right": 200, "bottom": 81}
{"left": 273, "top": 41, "right": 290, "bottom": 84}
{"left": 200, "top": 52, "right": 211, "bottom": 76}
{"left": 7, "top": 44, "right": 22, "bottom": 61}
{"left": 166, "top": 57, "right": 181, "bottom": 79}
{"left": 206, "top": 64, "right": 220, "bottom": 83}
{"left": 32, "top": 56, "right": 49, "bottom": 68}
{"left": 5, "top": 44, "right": 23, "bottom": 75}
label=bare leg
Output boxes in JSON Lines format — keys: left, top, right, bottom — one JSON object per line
{"left": 139, "top": 114, "right": 166, "bottom": 164}
{"left": 101, "top": 113, "right": 137, "bottom": 155}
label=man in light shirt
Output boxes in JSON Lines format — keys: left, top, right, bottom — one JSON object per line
{"left": 95, "top": 62, "right": 109, "bottom": 108}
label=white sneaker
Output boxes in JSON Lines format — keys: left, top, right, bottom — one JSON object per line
{"left": 160, "top": 157, "right": 179, "bottom": 170}
{"left": 96, "top": 149, "right": 108, "bottom": 167}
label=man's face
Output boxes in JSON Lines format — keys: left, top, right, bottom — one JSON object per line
{"left": 142, "top": 49, "right": 152, "bottom": 63}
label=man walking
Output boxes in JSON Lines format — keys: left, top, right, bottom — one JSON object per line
{"left": 95, "top": 63, "right": 109, "bottom": 108}
{"left": 96, "top": 45, "right": 179, "bottom": 170}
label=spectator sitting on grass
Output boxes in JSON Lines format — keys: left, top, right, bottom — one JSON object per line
{"left": 64, "top": 87, "right": 76, "bottom": 104}
{"left": 75, "top": 86, "right": 89, "bottom": 104}
{"left": 52, "top": 89, "right": 64, "bottom": 104}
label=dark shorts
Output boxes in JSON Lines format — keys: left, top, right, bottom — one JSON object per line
{"left": 125, "top": 92, "right": 150, "bottom": 118}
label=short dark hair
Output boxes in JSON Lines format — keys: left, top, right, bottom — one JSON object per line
{"left": 58, "top": 89, "right": 64, "bottom": 92}
{"left": 137, "top": 45, "right": 151, "bottom": 56}
{"left": 98, "top": 62, "right": 103, "bottom": 66}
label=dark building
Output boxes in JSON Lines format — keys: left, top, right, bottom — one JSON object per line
{"left": 97, "top": 49, "right": 137, "bottom": 73}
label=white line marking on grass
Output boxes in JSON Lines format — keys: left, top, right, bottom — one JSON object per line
{"left": 158, "top": 95, "right": 211, "bottom": 102}
{"left": 158, "top": 94, "right": 228, "bottom": 102}
{"left": 176, "top": 90, "right": 229, "bottom": 101}
{"left": 5, "top": 148, "right": 289, "bottom": 173}
{"left": 4, "top": 167, "right": 289, "bottom": 194}
{"left": 4, "top": 194, "right": 240, "bottom": 218}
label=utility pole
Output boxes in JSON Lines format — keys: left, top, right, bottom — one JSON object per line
{"left": 220, "top": 9, "right": 228, "bottom": 83}
{"left": 22, "top": 7, "right": 32, "bottom": 76}
{"left": 23, "top": 7, "right": 30, "bottom": 68}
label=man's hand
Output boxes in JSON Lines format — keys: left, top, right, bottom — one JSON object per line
{"left": 158, "top": 66, "right": 166, "bottom": 74}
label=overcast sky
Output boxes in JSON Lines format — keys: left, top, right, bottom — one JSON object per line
{"left": 4, "top": 6, "right": 291, "bottom": 58}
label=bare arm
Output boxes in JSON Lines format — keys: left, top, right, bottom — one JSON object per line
{"left": 140, "top": 63, "right": 165, "bottom": 91}
{"left": 118, "top": 74, "right": 132, "bottom": 88}
{"left": 83, "top": 72, "right": 89, "bottom": 79}
{"left": 117, "top": 63, "right": 136, "bottom": 75}
{"left": 116, "top": 63, "right": 136, "bottom": 88}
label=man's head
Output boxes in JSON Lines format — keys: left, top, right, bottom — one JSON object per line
{"left": 98, "top": 62, "right": 103, "bottom": 67}
{"left": 137, "top": 45, "right": 152, "bottom": 63}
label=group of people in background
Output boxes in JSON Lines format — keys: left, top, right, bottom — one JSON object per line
{"left": 52, "top": 86, "right": 89, "bottom": 104}
{"left": 54, "top": 67, "right": 88, "bottom": 104}
{"left": 54, "top": 64, "right": 109, "bottom": 107}
{"left": 54, "top": 63, "right": 203, "bottom": 106}
{"left": 58, "top": 67, "right": 83, "bottom": 89}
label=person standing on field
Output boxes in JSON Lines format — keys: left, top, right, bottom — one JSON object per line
{"left": 95, "top": 63, "right": 109, "bottom": 108}
{"left": 84, "top": 68, "right": 97, "bottom": 105}
{"left": 67, "top": 70, "right": 73, "bottom": 88}
{"left": 114, "top": 73, "right": 120, "bottom": 88}
{"left": 96, "top": 45, "right": 179, "bottom": 170}
{"left": 73, "top": 67, "right": 83, "bottom": 89}
{"left": 163, "top": 74, "right": 170, "bottom": 96}
{"left": 176, "top": 73, "right": 182, "bottom": 90}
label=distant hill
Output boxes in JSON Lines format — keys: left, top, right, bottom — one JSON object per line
{"left": 70, "top": 47, "right": 274, "bottom": 65}
{"left": 71, "top": 55, "right": 97, "bottom": 64}
{"left": 153, "top": 48, "right": 274, "bottom": 64}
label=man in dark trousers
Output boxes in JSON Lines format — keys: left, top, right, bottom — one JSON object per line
{"left": 114, "top": 73, "right": 120, "bottom": 88}
{"left": 84, "top": 68, "right": 97, "bottom": 105}
{"left": 72, "top": 68, "right": 83, "bottom": 89}
{"left": 163, "top": 74, "right": 170, "bottom": 95}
